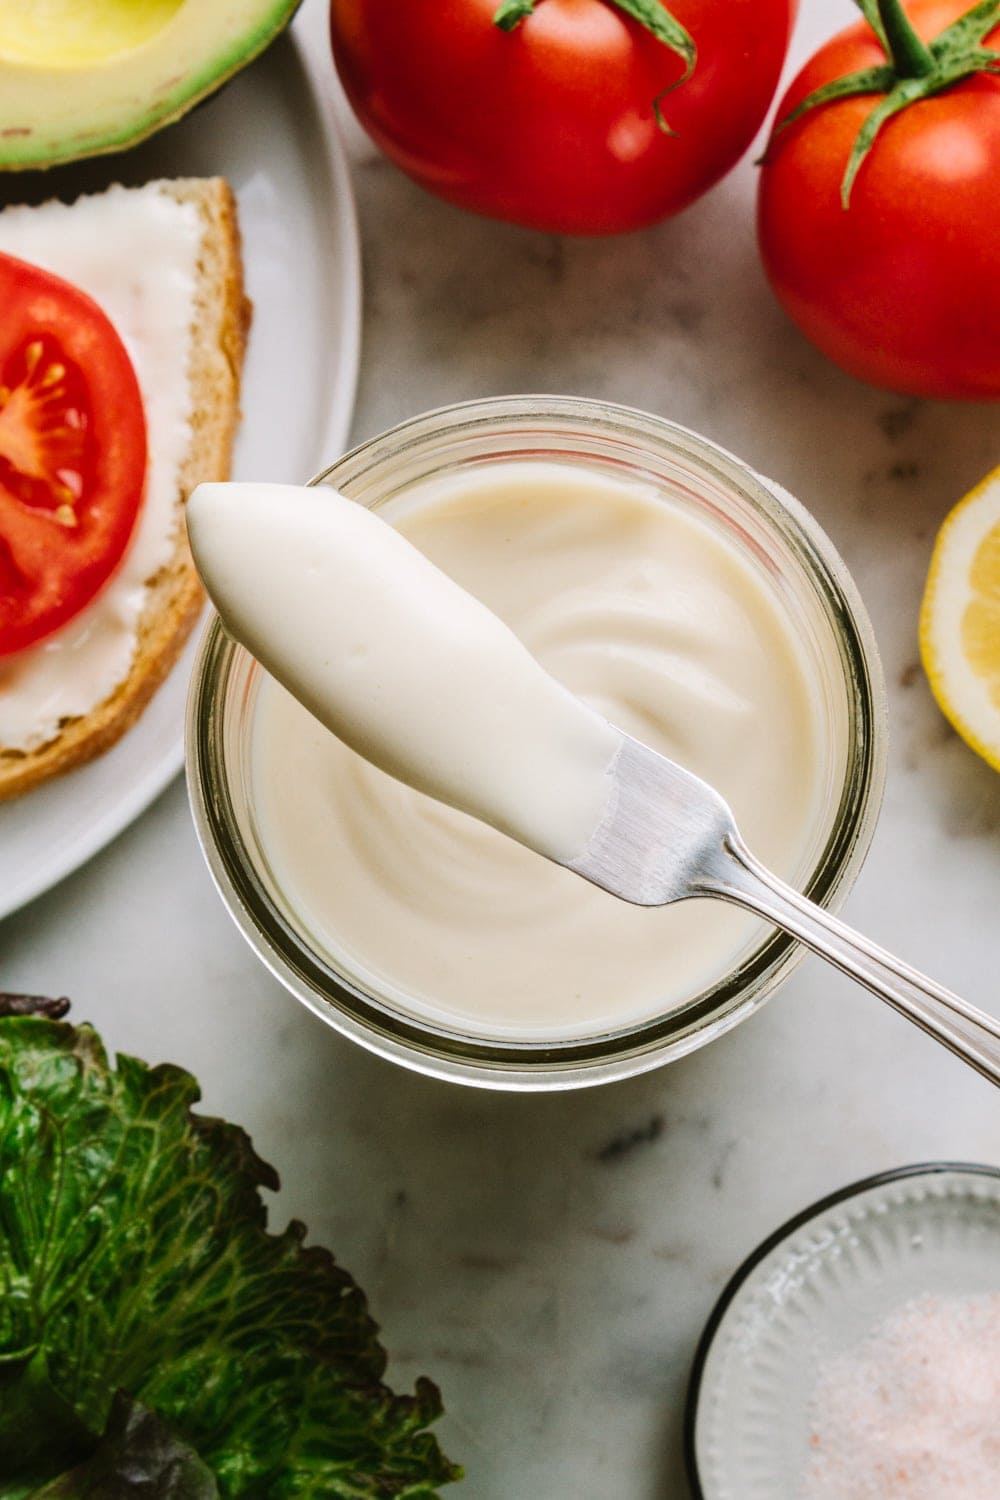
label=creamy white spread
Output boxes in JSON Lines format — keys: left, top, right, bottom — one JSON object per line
{"left": 0, "top": 184, "right": 201, "bottom": 750}
{"left": 188, "top": 481, "right": 622, "bottom": 865}
{"left": 195, "top": 462, "right": 832, "bottom": 1041}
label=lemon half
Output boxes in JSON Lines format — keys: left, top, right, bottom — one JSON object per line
{"left": 920, "top": 467, "right": 1000, "bottom": 772}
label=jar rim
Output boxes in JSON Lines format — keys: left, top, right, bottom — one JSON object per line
{"left": 187, "top": 396, "right": 887, "bottom": 1091}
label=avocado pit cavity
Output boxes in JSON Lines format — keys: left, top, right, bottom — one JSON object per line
{"left": 0, "top": 0, "right": 185, "bottom": 67}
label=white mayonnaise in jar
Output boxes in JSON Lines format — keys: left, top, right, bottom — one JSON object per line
{"left": 187, "top": 396, "right": 886, "bottom": 1090}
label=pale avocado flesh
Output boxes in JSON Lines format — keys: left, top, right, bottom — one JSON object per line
{"left": 0, "top": 0, "right": 301, "bottom": 170}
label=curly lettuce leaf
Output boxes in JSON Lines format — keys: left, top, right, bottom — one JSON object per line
{"left": 0, "top": 1017, "right": 460, "bottom": 1498}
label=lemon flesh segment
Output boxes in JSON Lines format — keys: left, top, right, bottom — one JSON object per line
{"left": 964, "top": 523, "right": 1000, "bottom": 712}
{"left": 921, "top": 470, "right": 1000, "bottom": 771}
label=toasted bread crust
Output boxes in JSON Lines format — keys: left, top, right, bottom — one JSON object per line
{"left": 0, "top": 178, "right": 250, "bottom": 800}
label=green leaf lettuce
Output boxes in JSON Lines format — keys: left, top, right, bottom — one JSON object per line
{"left": 0, "top": 1016, "right": 460, "bottom": 1497}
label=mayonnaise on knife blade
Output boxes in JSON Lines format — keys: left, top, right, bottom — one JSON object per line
{"left": 187, "top": 481, "right": 621, "bottom": 865}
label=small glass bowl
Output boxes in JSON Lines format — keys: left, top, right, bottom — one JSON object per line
{"left": 684, "top": 1163, "right": 1000, "bottom": 1499}
{"left": 186, "top": 395, "right": 887, "bottom": 1090}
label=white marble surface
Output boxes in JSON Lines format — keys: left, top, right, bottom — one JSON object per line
{"left": 3, "top": 2, "right": 1000, "bottom": 1495}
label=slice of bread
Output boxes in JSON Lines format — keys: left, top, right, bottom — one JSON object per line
{"left": 0, "top": 177, "right": 250, "bottom": 800}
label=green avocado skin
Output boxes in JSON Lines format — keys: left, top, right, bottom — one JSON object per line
{"left": 0, "top": 0, "right": 303, "bottom": 171}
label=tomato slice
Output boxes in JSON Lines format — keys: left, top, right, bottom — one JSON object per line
{"left": 0, "top": 253, "right": 147, "bottom": 657}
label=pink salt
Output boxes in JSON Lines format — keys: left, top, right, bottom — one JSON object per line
{"left": 799, "top": 1292, "right": 1000, "bottom": 1499}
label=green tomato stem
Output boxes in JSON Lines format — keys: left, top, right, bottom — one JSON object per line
{"left": 493, "top": 0, "right": 535, "bottom": 30}
{"left": 874, "top": 0, "right": 937, "bottom": 75}
{"left": 492, "top": 0, "right": 697, "bottom": 129}
{"left": 493, "top": 0, "right": 695, "bottom": 83}
{"left": 767, "top": 0, "right": 1000, "bottom": 206}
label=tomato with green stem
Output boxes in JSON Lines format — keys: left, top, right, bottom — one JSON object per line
{"left": 0, "top": 254, "right": 146, "bottom": 656}
{"left": 757, "top": 0, "right": 1000, "bottom": 400}
{"left": 329, "top": 0, "right": 795, "bottom": 235}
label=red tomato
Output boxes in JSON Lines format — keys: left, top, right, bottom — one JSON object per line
{"left": 330, "top": 0, "right": 795, "bottom": 234}
{"left": 0, "top": 255, "right": 147, "bottom": 656}
{"left": 757, "top": 0, "right": 1000, "bottom": 400}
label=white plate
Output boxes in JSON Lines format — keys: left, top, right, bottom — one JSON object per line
{"left": 686, "top": 1163, "right": 1000, "bottom": 1499}
{"left": 0, "top": 6, "right": 361, "bottom": 920}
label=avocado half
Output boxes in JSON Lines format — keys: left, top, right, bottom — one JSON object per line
{"left": 0, "top": 0, "right": 302, "bottom": 171}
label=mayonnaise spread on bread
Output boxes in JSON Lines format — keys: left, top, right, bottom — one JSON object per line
{"left": 0, "top": 184, "right": 201, "bottom": 750}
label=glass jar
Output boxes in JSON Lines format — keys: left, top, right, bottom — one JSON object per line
{"left": 187, "top": 396, "right": 887, "bottom": 1090}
